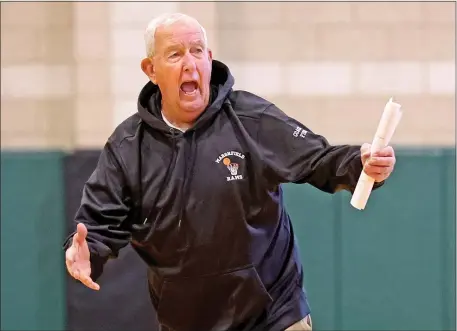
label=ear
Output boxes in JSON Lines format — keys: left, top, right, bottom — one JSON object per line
{"left": 207, "top": 48, "right": 213, "bottom": 61}
{"left": 141, "top": 58, "right": 157, "bottom": 84}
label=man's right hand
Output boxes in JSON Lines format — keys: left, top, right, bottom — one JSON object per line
{"left": 65, "top": 223, "right": 100, "bottom": 290}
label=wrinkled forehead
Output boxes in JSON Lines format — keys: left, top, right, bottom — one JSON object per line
{"left": 155, "top": 20, "right": 205, "bottom": 51}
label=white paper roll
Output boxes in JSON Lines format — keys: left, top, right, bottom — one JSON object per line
{"left": 350, "top": 98, "right": 402, "bottom": 210}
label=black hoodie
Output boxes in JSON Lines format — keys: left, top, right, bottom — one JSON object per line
{"left": 64, "top": 60, "right": 379, "bottom": 331}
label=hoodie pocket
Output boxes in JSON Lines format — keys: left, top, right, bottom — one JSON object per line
{"left": 157, "top": 265, "right": 273, "bottom": 331}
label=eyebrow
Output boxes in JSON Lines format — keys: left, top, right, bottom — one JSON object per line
{"left": 162, "top": 36, "right": 205, "bottom": 52}
{"left": 190, "top": 39, "right": 204, "bottom": 46}
{"left": 164, "top": 45, "right": 180, "bottom": 52}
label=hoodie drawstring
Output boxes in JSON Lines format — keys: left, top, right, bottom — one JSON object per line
{"left": 134, "top": 127, "right": 197, "bottom": 244}
{"left": 133, "top": 128, "right": 178, "bottom": 240}
{"left": 177, "top": 130, "right": 198, "bottom": 230}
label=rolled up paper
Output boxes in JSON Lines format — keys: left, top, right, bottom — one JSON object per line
{"left": 350, "top": 98, "right": 403, "bottom": 210}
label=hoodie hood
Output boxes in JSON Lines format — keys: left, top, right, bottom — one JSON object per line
{"left": 137, "top": 59, "right": 235, "bottom": 134}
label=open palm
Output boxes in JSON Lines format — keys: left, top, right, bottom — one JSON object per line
{"left": 65, "top": 223, "right": 100, "bottom": 290}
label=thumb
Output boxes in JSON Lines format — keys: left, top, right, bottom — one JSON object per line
{"left": 361, "top": 143, "right": 371, "bottom": 158}
{"left": 73, "top": 223, "right": 88, "bottom": 245}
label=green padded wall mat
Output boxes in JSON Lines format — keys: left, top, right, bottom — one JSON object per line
{"left": 442, "top": 149, "right": 456, "bottom": 331}
{"left": 284, "top": 148, "right": 456, "bottom": 331}
{"left": 284, "top": 184, "right": 340, "bottom": 330}
{"left": 1, "top": 152, "right": 66, "bottom": 331}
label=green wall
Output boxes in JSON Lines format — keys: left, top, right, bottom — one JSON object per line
{"left": 285, "top": 148, "right": 456, "bottom": 330}
{"left": 1, "top": 152, "right": 66, "bottom": 331}
{"left": 1, "top": 148, "right": 455, "bottom": 331}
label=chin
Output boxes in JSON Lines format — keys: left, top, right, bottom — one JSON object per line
{"left": 180, "top": 100, "right": 206, "bottom": 114}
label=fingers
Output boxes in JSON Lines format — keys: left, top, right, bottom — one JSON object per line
{"left": 364, "top": 164, "right": 393, "bottom": 182}
{"left": 360, "top": 143, "right": 371, "bottom": 158}
{"left": 362, "top": 150, "right": 371, "bottom": 160}
{"left": 66, "top": 262, "right": 100, "bottom": 291}
{"left": 367, "top": 156, "right": 396, "bottom": 167}
{"left": 360, "top": 145, "right": 396, "bottom": 181}
{"left": 361, "top": 143, "right": 371, "bottom": 151}
{"left": 65, "top": 246, "right": 99, "bottom": 291}
{"left": 65, "top": 247, "right": 76, "bottom": 274}
{"left": 373, "top": 146, "right": 395, "bottom": 157}
{"left": 73, "top": 223, "right": 88, "bottom": 245}
{"left": 72, "top": 271, "right": 100, "bottom": 291}
{"left": 65, "top": 257, "right": 74, "bottom": 276}
{"left": 79, "top": 275, "right": 100, "bottom": 291}
{"left": 360, "top": 145, "right": 395, "bottom": 159}
{"left": 65, "top": 248, "right": 78, "bottom": 278}
{"left": 365, "top": 165, "right": 393, "bottom": 176}
{"left": 364, "top": 159, "right": 394, "bottom": 173}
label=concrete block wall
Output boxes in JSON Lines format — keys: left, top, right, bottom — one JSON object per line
{"left": 1, "top": 3, "right": 75, "bottom": 149}
{"left": 1, "top": 2, "right": 455, "bottom": 150}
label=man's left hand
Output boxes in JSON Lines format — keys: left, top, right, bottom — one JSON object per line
{"left": 361, "top": 143, "right": 396, "bottom": 183}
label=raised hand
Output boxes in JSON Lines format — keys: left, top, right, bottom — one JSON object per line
{"left": 361, "top": 143, "right": 396, "bottom": 183}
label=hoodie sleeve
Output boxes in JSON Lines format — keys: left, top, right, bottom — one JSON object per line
{"left": 258, "top": 104, "right": 381, "bottom": 194}
{"left": 63, "top": 140, "right": 132, "bottom": 281}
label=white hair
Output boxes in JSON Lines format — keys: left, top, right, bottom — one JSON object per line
{"left": 144, "top": 13, "right": 208, "bottom": 58}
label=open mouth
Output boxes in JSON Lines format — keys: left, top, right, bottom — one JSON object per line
{"left": 180, "top": 81, "right": 198, "bottom": 95}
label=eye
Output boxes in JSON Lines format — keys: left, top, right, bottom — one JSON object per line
{"left": 192, "top": 47, "right": 203, "bottom": 54}
{"left": 168, "top": 52, "right": 178, "bottom": 59}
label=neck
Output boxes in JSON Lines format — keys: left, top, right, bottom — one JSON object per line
{"left": 161, "top": 106, "right": 193, "bottom": 131}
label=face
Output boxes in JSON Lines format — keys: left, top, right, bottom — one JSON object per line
{"left": 141, "top": 19, "right": 213, "bottom": 125}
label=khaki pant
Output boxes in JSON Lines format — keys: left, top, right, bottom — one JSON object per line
{"left": 285, "top": 315, "right": 312, "bottom": 331}
{"left": 160, "top": 315, "right": 312, "bottom": 331}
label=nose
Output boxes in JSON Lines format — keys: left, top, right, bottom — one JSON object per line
{"left": 182, "top": 52, "right": 197, "bottom": 72}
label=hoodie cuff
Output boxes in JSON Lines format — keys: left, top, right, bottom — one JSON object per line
{"left": 373, "top": 180, "right": 385, "bottom": 190}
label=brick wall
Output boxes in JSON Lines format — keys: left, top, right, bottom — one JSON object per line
{"left": 1, "top": 2, "right": 455, "bottom": 149}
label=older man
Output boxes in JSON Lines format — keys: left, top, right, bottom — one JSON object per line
{"left": 64, "top": 13, "right": 396, "bottom": 331}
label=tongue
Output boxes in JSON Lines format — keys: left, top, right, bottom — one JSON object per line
{"left": 181, "top": 82, "right": 197, "bottom": 93}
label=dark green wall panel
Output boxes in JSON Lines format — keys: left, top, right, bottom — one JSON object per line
{"left": 284, "top": 148, "right": 456, "bottom": 331}
{"left": 284, "top": 185, "right": 338, "bottom": 330}
{"left": 1, "top": 152, "right": 66, "bottom": 331}
{"left": 338, "top": 153, "right": 443, "bottom": 330}
{"left": 442, "top": 149, "right": 456, "bottom": 331}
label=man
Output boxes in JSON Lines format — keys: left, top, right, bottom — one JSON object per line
{"left": 64, "top": 13, "right": 396, "bottom": 331}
